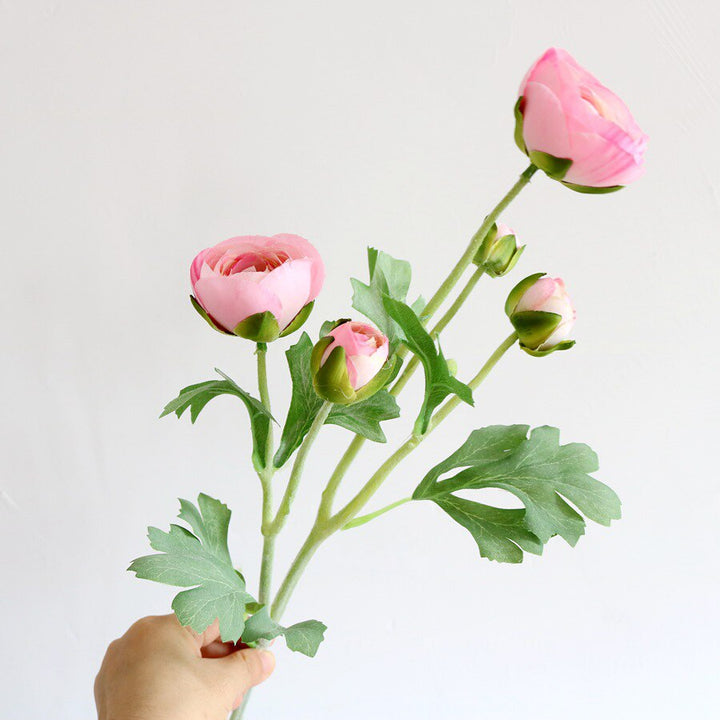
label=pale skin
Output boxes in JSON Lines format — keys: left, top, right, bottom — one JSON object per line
{"left": 94, "top": 615, "right": 275, "bottom": 720}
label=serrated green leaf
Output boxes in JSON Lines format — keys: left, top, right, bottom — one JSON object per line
{"left": 160, "top": 370, "right": 274, "bottom": 470}
{"left": 241, "top": 608, "right": 327, "bottom": 657}
{"left": 351, "top": 247, "right": 423, "bottom": 348}
{"left": 436, "top": 497, "right": 543, "bottom": 563}
{"left": 241, "top": 606, "right": 286, "bottom": 643}
{"left": 283, "top": 620, "right": 327, "bottom": 658}
{"left": 414, "top": 425, "right": 621, "bottom": 563}
{"left": 274, "top": 334, "right": 400, "bottom": 467}
{"left": 128, "top": 495, "right": 254, "bottom": 642}
{"left": 382, "top": 295, "right": 473, "bottom": 435}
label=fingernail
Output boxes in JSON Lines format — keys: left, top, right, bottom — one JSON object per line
{"left": 259, "top": 650, "right": 275, "bottom": 676}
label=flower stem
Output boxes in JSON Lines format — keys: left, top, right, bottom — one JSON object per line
{"left": 256, "top": 342, "right": 275, "bottom": 606}
{"left": 341, "top": 496, "right": 413, "bottom": 530}
{"left": 420, "top": 163, "right": 537, "bottom": 322}
{"left": 271, "top": 332, "right": 519, "bottom": 619}
{"left": 268, "top": 401, "right": 333, "bottom": 535}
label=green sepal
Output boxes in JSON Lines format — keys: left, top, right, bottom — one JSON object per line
{"left": 279, "top": 301, "right": 315, "bottom": 338}
{"left": 529, "top": 151, "right": 573, "bottom": 181}
{"left": 502, "top": 243, "right": 525, "bottom": 276}
{"left": 474, "top": 225, "right": 524, "bottom": 278}
{"left": 352, "top": 354, "right": 398, "bottom": 403}
{"left": 312, "top": 343, "right": 357, "bottom": 404}
{"left": 520, "top": 339, "right": 576, "bottom": 357}
{"left": 190, "top": 295, "right": 232, "bottom": 335}
{"left": 505, "top": 272, "right": 546, "bottom": 316}
{"left": 513, "top": 96, "right": 527, "bottom": 154}
{"left": 319, "top": 318, "right": 351, "bottom": 338}
{"left": 233, "top": 311, "right": 280, "bottom": 343}
{"left": 510, "top": 310, "right": 562, "bottom": 349}
{"left": 561, "top": 181, "right": 624, "bottom": 194}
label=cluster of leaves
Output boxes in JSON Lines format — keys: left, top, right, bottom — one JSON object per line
{"left": 160, "top": 346, "right": 400, "bottom": 472}
{"left": 351, "top": 248, "right": 473, "bottom": 434}
{"left": 129, "top": 494, "right": 326, "bottom": 656}
{"left": 412, "top": 425, "right": 621, "bottom": 563}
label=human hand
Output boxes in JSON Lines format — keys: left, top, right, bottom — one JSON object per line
{"left": 94, "top": 614, "right": 275, "bottom": 720}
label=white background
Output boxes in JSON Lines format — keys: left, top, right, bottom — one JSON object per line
{"left": 2, "top": 1, "right": 719, "bottom": 718}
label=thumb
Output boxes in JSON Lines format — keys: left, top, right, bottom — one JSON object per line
{"left": 217, "top": 647, "right": 276, "bottom": 696}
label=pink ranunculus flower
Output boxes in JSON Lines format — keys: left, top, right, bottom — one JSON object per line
{"left": 505, "top": 273, "right": 577, "bottom": 356}
{"left": 190, "top": 234, "right": 325, "bottom": 342}
{"left": 311, "top": 321, "right": 392, "bottom": 404}
{"left": 515, "top": 48, "right": 648, "bottom": 192}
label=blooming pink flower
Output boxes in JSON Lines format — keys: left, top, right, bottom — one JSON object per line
{"left": 321, "top": 321, "right": 390, "bottom": 390}
{"left": 517, "top": 48, "right": 648, "bottom": 189}
{"left": 514, "top": 276, "right": 576, "bottom": 350}
{"left": 190, "top": 234, "right": 324, "bottom": 336}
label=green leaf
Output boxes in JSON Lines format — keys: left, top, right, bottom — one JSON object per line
{"left": 284, "top": 620, "right": 328, "bottom": 658}
{"left": 128, "top": 494, "right": 255, "bottom": 642}
{"left": 241, "top": 606, "right": 286, "bottom": 643}
{"left": 240, "top": 607, "right": 328, "bottom": 657}
{"left": 160, "top": 370, "right": 274, "bottom": 471}
{"left": 413, "top": 425, "right": 621, "bottom": 563}
{"left": 274, "top": 333, "right": 400, "bottom": 467}
{"left": 435, "top": 497, "right": 543, "bottom": 564}
{"left": 382, "top": 296, "right": 473, "bottom": 435}
{"left": 351, "top": 247, "right": 422, "bottom": 348}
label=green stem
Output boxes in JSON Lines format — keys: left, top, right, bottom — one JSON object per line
{"left": 420, "top": 164, "right": 536, "bottom": 321}
{"left": 427, "top": 331, "right": 518, "bottom": 430}
{"left": 268, "top": 401, "right": 333, "bottom": 535}
{"left": 271, "top": 529, "right": 326, "bottom": 621}
{"left": 316, "top": 434, "right": 367, "bottom": 523}
{"left": 391, "top": 266, "right": 485, "bottom": 397}
{"left": 230, "top": 689, "right": 253, "bottom": 720}
{"left": 272, "top": 333, "right": 519, "bottom": 619}
{"left": 256, "top": 342, "right": 275, "bottom": 606}
{"left": 341, "top": 496, "right": 413, "bottom": 530}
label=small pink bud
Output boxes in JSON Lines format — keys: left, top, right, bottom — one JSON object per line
{"left": 321, "top": 321, "right": 389, "bottom": 390}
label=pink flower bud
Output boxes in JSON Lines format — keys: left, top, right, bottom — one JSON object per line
{"left": 190, "top": 234, "right": 325, "bottom": 340}
{"left": 321, "top": 321, "right": 389, "bottom": 390}
{"left": 514, "top": 276, "right": 576, "bottom": 350}
{"left": 516, "top": 48, "right": 648, "bottom": 191}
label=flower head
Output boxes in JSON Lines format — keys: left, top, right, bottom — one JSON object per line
{"left": 190, "top": 234, "right": 324, "bottom": 342}
{"left": 515, "top": 48, "right": 648, "bottom": 192}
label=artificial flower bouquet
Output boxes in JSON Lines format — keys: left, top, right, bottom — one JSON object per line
{"left": 129, "top": 48, "right": 647, "bottom": 717}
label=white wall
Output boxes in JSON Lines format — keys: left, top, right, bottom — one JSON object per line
{"left": 2, "top": 1, "right": 718, "bottom": 718}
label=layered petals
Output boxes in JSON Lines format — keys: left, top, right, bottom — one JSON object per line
{"left": 190, "top": 234, "right": 325, "bottom": 338}
{"left": 517, "top": 48, "right": 647, "bottom": 189}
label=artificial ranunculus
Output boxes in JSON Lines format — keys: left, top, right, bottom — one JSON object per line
{"left": 515, "top": 47, "right": 648, "bottom": 193}
{"left": 473, "top": 222, "right": 524, "bottom": 278}
{"left": 505, "top": 273, "right": 576, "bottom": 356}
{"left": 190, "top": 234, "right": 325, "bottom": 342}
{"left": 311, "top": 320, "right": 393, "bottom": 404}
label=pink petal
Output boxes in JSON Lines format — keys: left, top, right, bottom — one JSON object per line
{"left": 193, "top": 273, "right": 282, "bottom": 333}
{"left": 521, "top": 81, "right": 573, "bottom": 159}
{"left": 516, "top": 277, "right": 556, "bottom": 313}
{"left": 258, "top": 258, "right": 314, "bottom": 330}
